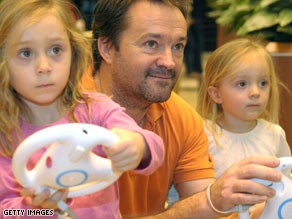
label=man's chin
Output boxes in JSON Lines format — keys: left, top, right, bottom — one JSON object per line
{"left": 144, "top": 91, "right": 172, "bottom": 103}
{"left": 140, "top": 81, "right": 175, "bottom": 103}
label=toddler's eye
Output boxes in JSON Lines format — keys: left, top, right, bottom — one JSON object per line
{"left": 237, "top": 81, "right": 246, "bottom": 87}
{"left": 259, "top": 80, "right": 268, "bottom": 87}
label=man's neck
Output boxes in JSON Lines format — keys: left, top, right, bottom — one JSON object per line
{"left": 94, "top": 66, "right": 149, "bottom": 126}
{"left": 124, "top": 107, "right": 147, "bottom": 127}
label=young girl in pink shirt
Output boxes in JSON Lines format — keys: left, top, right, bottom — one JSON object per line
{"left": 0, "top": 0, "right": 164, "bottom": 218}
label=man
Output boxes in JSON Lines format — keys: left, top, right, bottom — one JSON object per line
{"left": 91, "top": 0, "right": 281, "bottom": 218}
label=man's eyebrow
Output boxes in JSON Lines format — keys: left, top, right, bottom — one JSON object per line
{"left": 140, "top": 33, "right": 187, "bottom": 41}
{"left": 178, "top": 36, "right": 187, "bottom": 42}
{"left": 140, "top": 33, "right": 163, "bottom": 39}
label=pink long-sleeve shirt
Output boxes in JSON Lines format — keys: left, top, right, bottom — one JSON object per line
{"left": 0, "top": 92, "right": 164, "bottom": 219}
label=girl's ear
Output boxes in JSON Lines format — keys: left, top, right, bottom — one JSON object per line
{"left": 97, "top": 37, "right": 113, "bottom": 64}
{"left": 207, "top": 86, "right": 222, "bottom": 104}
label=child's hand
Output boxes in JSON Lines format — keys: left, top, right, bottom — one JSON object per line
{"left": 21, "top": 187, "right": 68, "bottom": 209}
{"left": 104, "top": 128, "right": 150, "bottom": 172}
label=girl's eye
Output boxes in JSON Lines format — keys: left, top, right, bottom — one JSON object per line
{"left": 50, "top": 47, "right": 62, "bottom": 55}
{"left": 19, "top": 49, "right": 32, "bottom": 58}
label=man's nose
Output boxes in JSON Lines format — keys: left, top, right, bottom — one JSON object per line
{"left": 156, "top": 48, "right": 175, "bottom": 70}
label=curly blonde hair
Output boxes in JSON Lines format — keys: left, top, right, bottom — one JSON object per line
{"left": 0, "top": 0, "right": 93, "bottom": 156}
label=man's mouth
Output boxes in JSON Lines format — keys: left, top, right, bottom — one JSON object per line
{"left": 148, "top": 73, "right": 173, "bottom": 79}
{"left": 146, "top": 67, "right": 176, "bottom": 80}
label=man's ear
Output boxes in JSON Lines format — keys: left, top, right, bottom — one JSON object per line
{"left": 97, "top": 37, "right": 113, "bottom": 64}
{"left": 207, "top": 86, "right": 222, "bottom": 104}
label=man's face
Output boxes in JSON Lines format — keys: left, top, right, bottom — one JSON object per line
{"left": 110, "top": 0, "right": 187, "bottom": 105}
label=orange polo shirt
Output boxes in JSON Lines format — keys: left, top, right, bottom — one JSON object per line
{"left": 80, "top": 65, "right": 98, "bottom": 92}
{"left": 81, "top": 73, "right": 215, "bottom": 216}
{"left": 118, "top": 92, "right": 215, "bottom": 217}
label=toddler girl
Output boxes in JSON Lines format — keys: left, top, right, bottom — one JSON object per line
{"left": 198, "top": 37, "right": 291, "bottom": 177}
{"left": 197, "top": 37, "right": 291, "bottom": 218}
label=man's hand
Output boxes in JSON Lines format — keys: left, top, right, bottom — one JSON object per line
{"left": 210, "top": 155, "right": 281, "bottom": 212}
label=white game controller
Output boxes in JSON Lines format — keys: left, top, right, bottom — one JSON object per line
{"left": 12, "top": 123, "right": 122, "bottom": 198}
{"left": 238, "top": 157, "right": 292, "bottom": 219}
{"left": 259, "top": 156, "right": 292, "bottom": 219}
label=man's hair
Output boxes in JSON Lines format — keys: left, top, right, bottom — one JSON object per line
{"left": 92, "top": 0, "right": 192, "bottom": 74}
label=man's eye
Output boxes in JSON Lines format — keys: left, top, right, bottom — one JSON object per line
{"left": 173, "top": 43, "right": 184, "bottom": 51}
{"left": 19, "top": 50, "right": 32, "bottom": 58}
{"left": 146, "top": 41, "right": 157, "bottom": 48}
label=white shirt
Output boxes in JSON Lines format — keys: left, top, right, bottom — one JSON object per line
{"left": 205, "top": 119, "right": 291, "bottom": 178}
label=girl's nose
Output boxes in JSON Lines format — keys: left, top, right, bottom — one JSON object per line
{"left": 249, "top": 85, "right": 260, "bottom": 98}
{"left": 36, "top": 54, "right": 52, "bottom": 75}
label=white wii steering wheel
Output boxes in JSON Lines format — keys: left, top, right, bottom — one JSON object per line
{"left": 238, "top": 157, "right": 292, "bottom": 219}
{"left": 12, "top": 123, "right": 121, "bottom": 198}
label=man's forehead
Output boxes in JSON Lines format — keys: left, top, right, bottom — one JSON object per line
{"left": 126, "top": 1, "right": 187, "bottom": 36}
{"left": 127, "top": 0, "right": 186, "bottom": 25}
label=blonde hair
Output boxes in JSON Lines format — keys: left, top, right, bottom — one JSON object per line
{"left": 0, "top": 0, "right": 93, "bottom": 156}
{"left": 197, "top": 37, "right": 284, "bottom": 145}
